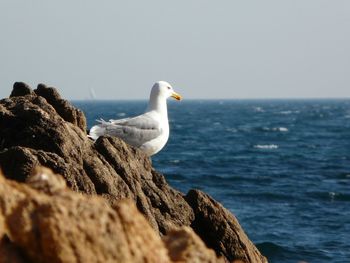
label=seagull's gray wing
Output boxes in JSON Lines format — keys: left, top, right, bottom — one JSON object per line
{"left": 100, "top": 114, "right": 162, "bottom": 147}
{"left": 108, "top": 117, "right": 131, "bottom": 124}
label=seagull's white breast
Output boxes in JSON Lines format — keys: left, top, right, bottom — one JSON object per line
{"left": 139, "top": 111, "right": 169, "bottom": 156}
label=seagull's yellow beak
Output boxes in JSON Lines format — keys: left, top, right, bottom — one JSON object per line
{"left": 171, "top": 91, "right": 182, "bottom": 101}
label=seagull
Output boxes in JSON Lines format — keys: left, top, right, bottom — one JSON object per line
{"left": 89, "top": 81, "right": 182, "bottom": 156}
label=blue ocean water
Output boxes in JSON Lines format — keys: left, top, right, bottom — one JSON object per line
{"left": 74, "top": 99, "right": 350, "bottom": 263}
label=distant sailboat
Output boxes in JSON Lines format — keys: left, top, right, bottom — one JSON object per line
{"left": 89, "top": 88, "right": 97, "bottom": 100}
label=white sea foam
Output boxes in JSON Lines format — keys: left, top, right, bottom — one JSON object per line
{"left": 329, "top": 192, "right": 337, "bottom": 200}
{"left": 261, "top": 127, "right": 270, "bottom": 131}
{"left": 278, "top": 110, "right": 300, "bottom": 115}
{"left": 117, "top": 112, "right": 126, "bottom": 117}
{"left": 254, "top": 107, "right": 265, "bottom": 112}
{"left": 262, "top": 127, "right": 288, "bottom": 132}
{"left": 274, "top": 127, "right": 288, "bottom": 132}
{"left": 279, "top": 110, "right": 292, "bottom": 115}
{"left": 254, "top": 144, "right": 279, "bottom": 149}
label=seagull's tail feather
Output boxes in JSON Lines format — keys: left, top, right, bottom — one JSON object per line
{"left": 88, "top": 124, "right": 106, "bottom": 140}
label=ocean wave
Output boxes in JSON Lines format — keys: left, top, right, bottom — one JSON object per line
{"left": 225, "top": 128, "right": 238, "bottom": 133}
{"left": 228, "top": 191, "right": 298, "bottom": 201}
{"left": 165, "top": 173, "right": 188, "bottom": 184}
{"left": 278, "top": 110, "right": 300, "bottom": 115}
{"left": 254, "top": 144, "right": 279, "bottom": 149}
{"left": 257, "top": 242, "right": 290, "bottom": 255}
{"left": 306, "top": 191, "right": 350, "bottom": 202}
{"left": 279, "top": 110, "right": 292, "bottom": 115}
{"left": 253, "top": 106, "right": 265, "bottom": 112}
{"left": 257, "top": 241, "right": 329, "bottom": 262}
{"left": 275, "top": 127, "right": 288, "bottom": 132}
{"left": 261, "top": 127, "right": 289, "bottom": 132}
{"left": 256, "top": 242, "right": 298, "bottom": 262}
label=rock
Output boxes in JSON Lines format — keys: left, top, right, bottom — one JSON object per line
{"left": 0, "top": 83, "right": 194, "bottom": 236}
{"left": 0, "top": 236, "right": 30, "bottom": 263}
{"left": 9, "top": 82, "right": 33, "bottom": 98}
{"left": 163, "top": 226, "right": 225, "bottom": 263}
{"left": 0, "top": 82, "right": 267, "bottom": 262}
{"left": 0, "top": 169, "right": 227, "bottom": 263}
{"left": 35, "top": 83, "right": 87, "bottom": 132}
{"left": 186, "top": 190, "right": 267, "bottom": 263}
{"left": 26, "top": 166, "right": 67, "bottom": 194}
{"left": 94, "top": 136, "right": 194, "bottom": 233}
{"left": 0, "top": 170, "right": 171, "bottom": 263}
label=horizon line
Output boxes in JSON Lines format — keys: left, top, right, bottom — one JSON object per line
{"left": 70, "top": 97, "right": 350, "bottom": 102}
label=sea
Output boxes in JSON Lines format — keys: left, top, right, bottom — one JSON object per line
{"left": 74, "top": 99, "right": 350, "bottom": 263}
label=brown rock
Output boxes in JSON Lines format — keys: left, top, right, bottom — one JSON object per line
{"left": 0, "top": 171, "right": 171, "bottom": 263}
{"left": 0, "top": 236, "right": 30, "bottom": 263}
{"left": 94, "top": 136, "right": 194, "bottom": 233}
{"left": 0, "top": 83, "right": 194, "bottom": 236}
{"left": 0, "top": 83, "right": 267, "bottom": 262}
{"left": 26, "top": 166, "right": 67, "bottom": 194}
{"left": 35, "top": 83, "right": 87, "bottom": 132}
{"left": 9, "top": 82, "right": 33, "bottom": 98}
{"left": 0, "top": 169, "right": 232, "bottom": 263}
{"left": 186, "top": 190, "right": 267, "bottom": 263}
{"left": 163, "top": 226, "right": 225, "bottom": 263}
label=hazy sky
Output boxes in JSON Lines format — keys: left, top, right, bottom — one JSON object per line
{"left": 0, "top": 1, "right": 349, "bottom": 100}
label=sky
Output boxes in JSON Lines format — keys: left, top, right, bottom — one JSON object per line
{"left": 0, "top": 1, "right": 349, "bottom": 100}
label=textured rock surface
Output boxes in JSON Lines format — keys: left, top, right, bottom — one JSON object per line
{"left": 0, "top": 170, "right": 171, "bottom": 263}
{"left": 0, "top": 169, "right": 228, "bottom": 263}
{"left": 9, "top": 82, "right": 33, "bottom": 98}
{"left": 0, "top": 82, "right": 267, "bottom": 262}
{"left": 35, "top": 83, "right": 86, "bottom": 132}
{"left": 163, "top": 227, "right": 225, "bottom": 263}
{"left": 0, "top": 236, "right": 29, "bottom": 263}
{"left": 0, "top": 83, "right": 194, "bottom": 235}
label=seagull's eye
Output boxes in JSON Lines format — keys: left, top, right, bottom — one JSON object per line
{"left": 167, "top": 86, "right": 171, "bottom": 90}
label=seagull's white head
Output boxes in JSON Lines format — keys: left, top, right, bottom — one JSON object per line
{"left": 151, "top": 81, "right": 182, "bottom": 101}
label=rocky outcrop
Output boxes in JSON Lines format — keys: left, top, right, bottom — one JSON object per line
{"left": 0, "top": 84, "right": 193, "bottom": 235}
{"left": 1, "top": 168, "right": 209, "bottom": 263}
{"left": 0, "top": 83, "right": 267, "bottom": 262}
{"left": 186, "top": 190, "right": 267, "bottom": 263}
